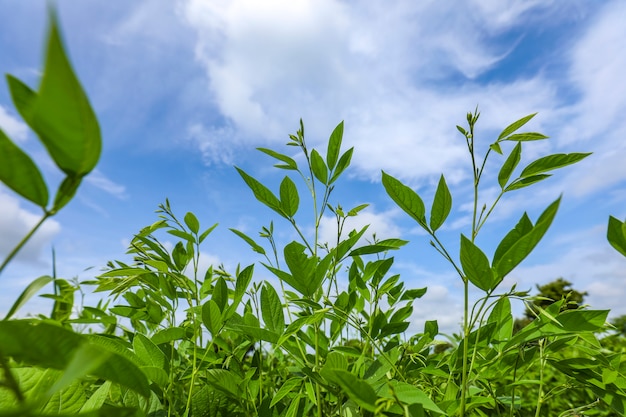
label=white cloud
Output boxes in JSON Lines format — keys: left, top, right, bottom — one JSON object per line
{"left": 0, "top": 188, "right": 60, "bottom": 265}
{"left": 85, "top": 170, "right": 128, "bottom": 199}
{"left": 180, "top": 0, "right": 569, "bottom": 188}
{"left": 0, "top": 105, "right": 28, "bottom": 142}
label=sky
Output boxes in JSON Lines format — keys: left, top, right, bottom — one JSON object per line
{"left": 0, "top": 1, "right": 625, "bottom": 335}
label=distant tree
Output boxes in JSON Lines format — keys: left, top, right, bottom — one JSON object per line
{"left": 514, "top": 278, "right": 588, "bottom": 332}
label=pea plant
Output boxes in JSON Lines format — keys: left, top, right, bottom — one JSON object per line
{"left": 1, "top": 8, "right": 626, "bottom": 417}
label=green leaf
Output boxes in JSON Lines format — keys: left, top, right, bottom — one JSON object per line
{"left": 0, "top": 321, "right": 149, "bottom": 397}
{"left": 503, "top": 132, "right": 548, "bottom": 142}
{"left": 498, "top": 142, "right": 521, "bottom": 189}
{"left": 199, "top": 222, "right": 218, "bottom": 243}
{"left": 460, "top": 234, "right": 494, "bottom": 291}
{"left": 329, "top": 147, "right": 353, "bottom": 184}
{"left": 133, "top": 333, "right": 168, "bottom": 371}
{"left": 261, "top": 283, "right": 284, "bottom": 334}
{"left": 230, "top": 228, "right": 266, "bottom": 255}
{"left": 270, "top": 378, "right": 302, "bottom": 407}
{"left": 327, "top": 121, "right": 344, "bottom": 170}
{"left": 151, "top": 327, "right": 187, "bottom": 344}
{"left": 322, "top": 369, "right": 377, "bottom": 412}
{"left": 235, "top": 167, "right": 285, "bottom": 217}
{"left": 6, "top": 74, "right": 37, "bottom": 123}
{"left": 257, "top": 147, "right": 298, "bottom": 170}
{"left": 489, "top": 142, "right": 502, "bottom": 155}
{"left": 184, "top": 212, "right": 200, "bottom": 234}
{"left": 386, "top": 381, "right": 445, "bottom": 414}
{"left": 202, "top": 299, "right": 223, "bottom": 336}
{"left": 279, "top": 176, "right": 299, "bottom": 218}
{"left": 492, "top": 213, "right": 533, "bottom": 272}
{"left": 52, "top": 175, "right": 82, "bottom": 212}
{"left": 382, "top": 171, "right": 427, "bottom": 228}
{"left": 519, "top": 152, "right": 591, "bottom": 178}
{"left": 504, "top": 174, "right": 551, "bottom": 192}
{"left": 229, "top": 324, "right": 280, "bottom": 344}
{"left": 0, "top": 128, "right": 49, "bottom": 207}
{"left": 493, "top": 197, "right": 560, "bottom": 279}
{"left": 349, "top": 239, "right": 408, "bottom": 256}
{"left": 310, "top": 149, "right": 328, "bottom": 185}
{"left": 487, "top": 297, "right": 513, "bottom": 343}
{"left": 608, "top": 216, "right": 626, "bottom": 257}
{"left": 497, "top": 113, "right": 537, "bottom": 140}
{"left": 430, "top": 174, "right": 452, "bottom": 231}
{"left": 212, "top": 276, "right": 228, "bottom": 312}
{"left": 4, "top": 275, "right": 53, "bottom": 320}
{"left": 17, "top": 13, "right": 101, "bottom": 176}
{"left": 400, "top": 287, "right": 427, "bottom": 301}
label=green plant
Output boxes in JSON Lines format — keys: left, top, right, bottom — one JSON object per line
{"left": 0, "top": 10, "right": 155, "bottom": 417}
{"left": 2, "top": 8, "right": 626, "bottom": 417}
{"left": 382, "top": 109, "right": 624, "bottom": 416}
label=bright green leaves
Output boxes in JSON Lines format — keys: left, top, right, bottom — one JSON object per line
{"left": 310, "top": 149, "right": 329, "bottom": 184}
{"left": 460, "top": 235, "right": 494, "bottom": 292}
{"left": 257, "top": 147, "right": 298, "bottom": 171}
{"left": 2, "top": 10, "right": 101, "bottom": 198}
{"left": 608, "top": 216, "right": 626, "bottom": 257}
{"left": 430, "top": 175, "right": 452, "bottom": 232}
{"left": 265, "top": 241, "right": 332, "bottom": 297}
{"left": 326, "top": 121, "right": 343, "bottom": 170}
{"left": 498, "top": 142, "right": 521, "bottom": 189}
{"left": 493, "top": 197, "right": 561, "bottom": 280}
{"left": 0, "top": 321, "right": 149, "bottom": 398}
{"left": 235, "top": 168, "right": 301, "bottom": 220}
{"left": 279, "top": 176, "right": 299, "bottom": 217}
{"left": 235, "top": 167, "right": 283, "bottom": 214}
{"left": 497, "top": 113, "right": 537, "bottom": 140}
{"left": 202, "top": 299, "right": 223, "bottom": 337}
{"left": 519, "top": 152, "right": 591, "bottom": 177}
{"left": 382, "top": 171, "right": 453, "bottom": 233}
{"left": 260, "top": 283, "right": 284, "bottom": 333}
{"left": 381, "top": 171, "right": 426, "bottom": 227}
{"left": 1, "top": 9, "right": 102, "bottom": 274}
{"left": 321, "top": 370, "right": 378, "bottom": 412}
{"left": 0, "top": 128, "right": 49, "bottom": 207}
{"left": 9, "top": 13, "right": 101, "bottom": 177}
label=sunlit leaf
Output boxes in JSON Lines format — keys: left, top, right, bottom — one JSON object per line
{"left": 493, "top": 197, "right": 560, "bottom": 279}
{"left": 497, "top": 113, "right": 537, "bottom": 140}
{"left": 503, "top": 132, "right": 548, "bottom": 142}
{"left": 329, "top": 147, "right": 353, "bottom": 184}
{"left": 460, "top": 235, "right": 495, "bottom": 291}
{"left": 608, "top": 216, "right": 626, "bottom": 257}
{"left": 261, "top": 283, "right": 284, "bottom": 333}
{"left": 184, "top": 212, "right": 200, "bottom": 234}
{"left": 279, "top": 176, "right": 299, "bottom": 217}
{"left": 382, "top": 171, "right": 427, "bottom": 228}
{"left": 498, "top": 142, "right": 521, "bottom": 189}
{"left": 310, "top": 149, "right": 328, "bottom": 185}
{"left": 430, "top": 174, "right": 452, "bottom": 231}
{"left": 520, "top": 152, "right": 591, "bottom": 178}
{"left": 235, "top": 167, "right": 284, "bottom": 217}
{"left": 0, "top": 128, "right": 49, "bottom": 207}
{"left": 257, "top": 147, "right": 298, "bottom": 171}
{"left": 327, "top": 121, "right": 344, "bottom": 170}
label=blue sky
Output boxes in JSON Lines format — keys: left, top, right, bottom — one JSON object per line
{"left": 1, "top": 1, "right": 625, "bottom": 334}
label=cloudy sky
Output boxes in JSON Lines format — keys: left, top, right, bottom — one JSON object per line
{"left": 0, "top": 1, "right": 625, "bottom": 334}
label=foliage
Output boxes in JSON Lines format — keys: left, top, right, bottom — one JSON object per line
{"left": 523, "top": 278, "right": 588, "bottom": 321}
{"left": 2, "top": 9, "right": 626, "bottom": 417}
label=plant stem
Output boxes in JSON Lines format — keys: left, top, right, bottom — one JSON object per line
{"left": 0, "top": 212, "right": 51, "bottom": 276}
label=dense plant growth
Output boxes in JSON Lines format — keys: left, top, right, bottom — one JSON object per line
{"left": 2, "top": 11, "right": 626, "bottom": 417}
